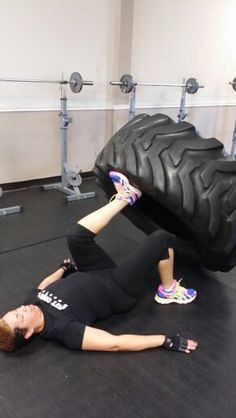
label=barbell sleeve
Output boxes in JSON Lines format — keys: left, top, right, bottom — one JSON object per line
{"left": 81, "top": 81, "right": 94, "bottom": 86}
{"left": 110, "top": 81, "right": 124, "bottom": 85}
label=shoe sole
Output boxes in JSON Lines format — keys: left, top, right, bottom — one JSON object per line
{"left": 109, "top": 171, "right": 129, "bottom": 186}
{"left": 154, "top": 294, "right": 197, "bottom": 305}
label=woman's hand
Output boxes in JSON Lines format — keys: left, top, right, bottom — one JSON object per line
{"left": 59, "top": 258, "right": 78, "bottom": 278}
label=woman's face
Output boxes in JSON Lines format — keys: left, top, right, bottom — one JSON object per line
{"left": 3, "top": 304, "right": 41, "bottom": 335}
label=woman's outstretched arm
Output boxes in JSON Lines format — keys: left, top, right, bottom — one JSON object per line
{"left": 82, "top": 326, "right": 198, "bottom": 354}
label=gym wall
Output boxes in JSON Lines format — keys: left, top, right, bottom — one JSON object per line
{"left": 129, "top": 0, "right": 236, "bottom": 153}
{"left": 0, "top": 0, "right": 235, "bottom": 184}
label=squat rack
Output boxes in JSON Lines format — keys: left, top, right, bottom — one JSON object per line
{"left": 110, "top": 73, "right": 204, "bottom": 121}
{"left": 0, "top": 72, "right": 95, "bottom": 216}
{"left": 230, "top": 77, "right": 236, "bottom": 158}
{"left": 0, "top": 186, "right": 22, "bottom": 216}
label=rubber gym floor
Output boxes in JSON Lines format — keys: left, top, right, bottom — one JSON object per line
{"left": 1, "top": 177, "right": 236, "bottom": 418}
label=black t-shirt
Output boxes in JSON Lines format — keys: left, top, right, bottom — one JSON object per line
{"left": 23, "top": 269, "right": 121, "bottom": 350}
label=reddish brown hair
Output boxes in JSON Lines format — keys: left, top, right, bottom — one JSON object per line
{"left": 0, "top": 318, "right": 15, "bottom": 352}
{"left": 0, "top": 318, "right": 29, "bottom": 352}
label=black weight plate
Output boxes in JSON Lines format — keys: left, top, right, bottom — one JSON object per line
{"left": 232, "top": 77, "right": 236, "bottom": 92}
{"left": 120, "top": 74, "right": 133, "bottom": 93}
{"left": 186, "top": 77, "right": 198, "bottom": 94}
{"left": 70, "top": 72, "right": 83, "bottom": 93}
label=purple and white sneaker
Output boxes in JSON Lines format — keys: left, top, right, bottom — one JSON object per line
{"left": 109, "top": 171, "right": 142, "bottom": 205}
{"left": 155, "top": 279, "right": 197, "bottom": 305}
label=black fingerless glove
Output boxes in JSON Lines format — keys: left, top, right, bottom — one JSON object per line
{"left": 59, "top": 260, "right": 78, "bottom": 278}
{"left": 163, "top": 334, "right": 188, "bottom": 353}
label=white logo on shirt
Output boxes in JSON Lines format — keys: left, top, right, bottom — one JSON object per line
{"left": 37, "top": 290, "right": 68, "bottom": 311}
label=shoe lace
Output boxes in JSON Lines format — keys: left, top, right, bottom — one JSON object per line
{"left": 118, "top": 182, "right": 132, "bottom": 194}
{"left": 172, "top": 279, "right": 186, "bottom": 297}
{"left": 109, "top": 186, "right": 133, "bottom": 202}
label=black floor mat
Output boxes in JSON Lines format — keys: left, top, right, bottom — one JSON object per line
{"left": 0, "top": 179, "right": 103, "bottom": 253}
{"left": 0, "top": 181, "right": 236, "bottom": 418}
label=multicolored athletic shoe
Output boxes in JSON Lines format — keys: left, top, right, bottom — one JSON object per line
{"left": 155, "top": 279, "right": 197, "bottom": 304}
{"left": 109, "top": 171, "right": 142, "bottom": 205}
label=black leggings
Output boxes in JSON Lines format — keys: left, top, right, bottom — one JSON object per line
{"left": 67, "top": 224, "right": 175, "bottom": 300}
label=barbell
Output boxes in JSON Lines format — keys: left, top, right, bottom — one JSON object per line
{"left": 230, "top": 77, "right": 236, "bottom": 92}
{"left": 110, "top": 74, "right": 204, "bottom": 94}
{"left": 0, "top": 72, "right": 93, "bottom": 93}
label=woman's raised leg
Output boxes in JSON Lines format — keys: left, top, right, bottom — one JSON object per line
{"left": 67, "top": 171, "right": 142, "bottom": 271}
{"left": 78, "top": 171, "right": 142, "bottom": 234}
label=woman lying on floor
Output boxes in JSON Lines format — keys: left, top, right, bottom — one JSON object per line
{"left": 0, "top": 172, "right": 198, "bottom": 354}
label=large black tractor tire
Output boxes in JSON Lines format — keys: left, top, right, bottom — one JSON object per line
{"left": 93, "top": 113, "right": 236, "bottom": 272}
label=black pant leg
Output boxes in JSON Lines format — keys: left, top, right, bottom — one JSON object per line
{"left": 67, "top": 224, "right": 117, "bottom": 271}
{"left": 113, "top": 230, "right": 175, "bottom": 297}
